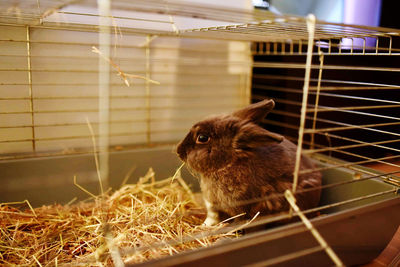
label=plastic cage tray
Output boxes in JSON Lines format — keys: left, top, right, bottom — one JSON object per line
{"left": 0, "top": 147, "right": 399, "bottom": 266}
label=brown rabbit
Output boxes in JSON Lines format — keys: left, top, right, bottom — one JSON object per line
{"left": 176, "top": 99, "right": 322, "bottom": 226}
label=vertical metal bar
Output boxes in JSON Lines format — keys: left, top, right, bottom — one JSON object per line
{"left": 310, "top": 52, "right": 324, "bottom": 150}
{"left": 375, "top": 37, "right": 379, "bottom": 55}
{"left": 290, "top": 40, "right": 294, "bottom": 55}
{"left": 299, "top": 39, "right": 302, "bottom": 54}
{"left": 350, "top": 38, "right": 353, "bottom": 55}
{"left": 245, "top": 42, "right": 253, "bottom": 107}
{"left": 97, "top": 0, "right": 111, "bottom": 193}
{"left": 388, "top": 36, "right": 392, "bottom": 55}
{"left": 363, "top": 38, "right": 366, "bottom": 55}
{"left": 26, "top": 26, "right": 36, "bottom": 152}
{"left": 292, "top": 14, "right": 315, "bottom": 193}
{"left": 145, "top": 35, "right": 152, "bottom": 145}
{"left": 251, "top": 43, "right": 255, "bottom": 54}
{"left": 328, "top": 39, "right": 331, "bottom": 54}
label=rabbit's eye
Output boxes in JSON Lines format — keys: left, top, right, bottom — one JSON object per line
{"left": 196, "top": 134, "right": 210, "bottom": 144}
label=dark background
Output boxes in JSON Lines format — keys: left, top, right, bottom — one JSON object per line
{"left": 251, "top": 2, "right": 399, "bottom": 162}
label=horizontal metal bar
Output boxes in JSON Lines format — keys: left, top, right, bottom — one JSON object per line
{"left": 255, "top": 98, "right": 400, "bottom": 137}
{"left": 253, "top": 74, "right": 400, "bottom": 88}
{"left": 310, "top": 105, "right": 400, "bottom": 121}
{"left": 281, "top": 137, "right": 400, "bottom": 177}
{"left": 254, "top": 84, "right": 400, "bottom": 105}
{"left": 0, "top": 39, "right": 247, "bottom": 56}
{"left": 253, "top": 62, "right": 400, "bottom": 72}
{"left": 253, "top": 84, "right": 400, "bottom": 113}
{"left": 255, "top": 101, "right": 400, "bottom": 141}
{"left": 311, "top": 155, "right": 400, "bottom": 188}
{"left": 334, "top": 147, "right": 400, "bottom": 168}
{"left": 279, "top": 124, "right": 400, "bottom": 163}
{"left": 307, "top": 104, "right": 400, "bottom": 113}
{"left": 253, "top": 51, "right": 400, "bottom": 56}
{"left": 0, "top": 103, "right": 238, "bottom": 114}
{"left": 266, "top": 110, "right": 399, "bottom": 140}
{"left": 0, "top": 128, "right": 186, "bottom": 143}
{"left": 270, "top": 98, "right": 400, "bottom": 115}
{"left": 263, "top": 119, "right": 299, "bottom": 131}
{"left": 325, "top": 132, "right": 400, "bottom": 154}
{"left": 307, "top": 136, "right": 400, "bottom": 155}
{"left": 311, "top": 85, "right": 400, "bottom": 91}
{"left": 0, "top": 63, "right": 249, "bottom": 72}
{"left": 312, "top": 92, "right": 400, "bottom": 105}
{"left": 0, "top": 93, "right": 242, "bottom": 101}
{"left": 304, "top": 119, "right": 400, "bottom": 137}
{"left": 302, "top": 147, "right": 400, "bottom": 175}
{"left": 0, "top": 81, "right": 240, "bottom": 86}
{"left": 311, "top": 164, "right": 400, "bottom": 192}
{"left": 0, "top": 117, "right": 201, "bottom": 129}
{"left": 0, "top": 142, "right": 177, "bottom": 161}
{"left": 255, "top": 96, "right": 400, "bottom": 128}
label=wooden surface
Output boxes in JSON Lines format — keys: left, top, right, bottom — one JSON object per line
{"left": 363, "top": 226, "right": 400, "bottom": 267}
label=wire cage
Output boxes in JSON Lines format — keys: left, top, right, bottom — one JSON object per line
{"left": 0, "top": 0, "right": 399, "bottom": 266}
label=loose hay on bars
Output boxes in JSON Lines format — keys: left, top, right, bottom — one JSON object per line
{"left": 0, "top": 168, "right": 239, "bottom": 266}
{"left": 91, "top": 46, "right": 161, "bottom": 87}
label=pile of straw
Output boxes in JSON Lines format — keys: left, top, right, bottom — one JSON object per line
{"left": 0, "top": 169, "right": 238, "bottom": 266}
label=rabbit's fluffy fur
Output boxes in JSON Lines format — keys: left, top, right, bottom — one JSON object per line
{"left": 177, "top": 99, "right": 321, "bottom": 226}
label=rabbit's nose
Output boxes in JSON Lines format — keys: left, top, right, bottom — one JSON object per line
{"left": 177, "top": 132, "right": 194, "bottom": 161}
{"left": 176, "top": 142, "right": 187, "bottom": 161}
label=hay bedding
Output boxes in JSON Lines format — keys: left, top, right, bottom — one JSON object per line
{"left": 0, "top": 169, "right": 237, "bottom": 266}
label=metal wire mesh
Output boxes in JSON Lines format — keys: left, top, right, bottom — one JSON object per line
{"left": 251, "top": 38, "right": 400, "bottom": 184}
{"left": 0, "top": 0, "right": 399, "bottom": 266}
{"left": 0, "top": 24, "right": 251, "bottom": 158}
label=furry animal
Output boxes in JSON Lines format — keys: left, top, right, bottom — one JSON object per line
{"left": 177, "top": 99, "right": 321, "bottom": 226}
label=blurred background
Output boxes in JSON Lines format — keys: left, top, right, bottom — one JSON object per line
{"left": 255, "top": 0, "right": 399, "bottom": 29}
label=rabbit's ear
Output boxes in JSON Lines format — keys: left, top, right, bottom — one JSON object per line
{"left": 233, "top": 123, "right": 283, "bottom": 149}
{"left": 233, "top": 99, "right": 275, "bottom": 123}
